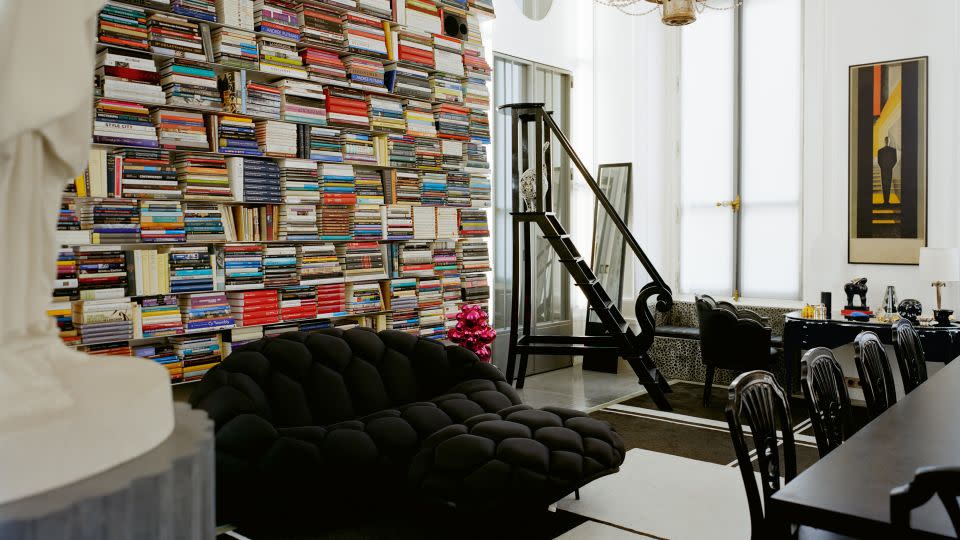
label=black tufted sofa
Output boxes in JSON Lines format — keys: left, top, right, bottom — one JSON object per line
{"left": 189, "top": 327, "right": 626, "bottom": 528}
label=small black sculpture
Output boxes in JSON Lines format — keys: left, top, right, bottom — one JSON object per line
{"left": 844, "top": 278, "right": 869, "bottom": 310}
{"left": 898, "top": 299, "right": 923, "bottom": 323}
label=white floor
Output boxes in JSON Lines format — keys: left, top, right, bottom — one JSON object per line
{"left": 555, "top": 521, "right": 656, "bottom": 540}
{"left": 517, "top": 360, "right": 646, "bottom": 411}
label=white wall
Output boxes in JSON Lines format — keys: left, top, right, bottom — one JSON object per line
{"left": 802, "top": 0, "right": 960, "bottom": 311}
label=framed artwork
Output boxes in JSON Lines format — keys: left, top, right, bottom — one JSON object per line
{"left": 848, "top": 56, "right": 928, "bottom": 265}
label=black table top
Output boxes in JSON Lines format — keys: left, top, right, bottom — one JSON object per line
{"left": 770, "top": 358, "right": 960, "bottom": 538}
{"left": 784, "top": 310, "right": 960, "bottom": 332}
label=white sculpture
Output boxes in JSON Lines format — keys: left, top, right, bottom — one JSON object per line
{"left": 0, "top": 0, "right": 173, "bottom": 505}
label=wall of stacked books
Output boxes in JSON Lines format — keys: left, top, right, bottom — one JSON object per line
{"left": 52, "top": 0, "right": 494, "bottom": 385}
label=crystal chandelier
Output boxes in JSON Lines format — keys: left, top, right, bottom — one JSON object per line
{"left": 594, "top": 0, "right": 740, "bottom": 26}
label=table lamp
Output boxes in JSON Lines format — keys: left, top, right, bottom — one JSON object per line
{"left": 919, "top": 247, "right": 960, "bottom": 326}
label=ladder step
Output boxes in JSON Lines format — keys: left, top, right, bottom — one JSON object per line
{"left": 516, "top": 343, "right": 622, "bottom": 355}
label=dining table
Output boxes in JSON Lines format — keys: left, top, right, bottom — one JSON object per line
{"left": 768, "top": 355, "right": 960, "bottom": 538}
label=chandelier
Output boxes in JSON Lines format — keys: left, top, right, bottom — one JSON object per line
{"left": 594, "top": 0, "right": 740, "bottom": 26}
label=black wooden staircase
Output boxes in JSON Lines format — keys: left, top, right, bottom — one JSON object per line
{"left": 499, "top": 103, "right": 674, "bottom": 411}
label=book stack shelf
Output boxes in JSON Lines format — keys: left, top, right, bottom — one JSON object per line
{"left": 57, "top": 0, "right": 495, "bottom": 385}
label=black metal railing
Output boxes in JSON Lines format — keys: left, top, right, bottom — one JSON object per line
{"left": 499, "top": 103, "right": 673, "bottom": 349}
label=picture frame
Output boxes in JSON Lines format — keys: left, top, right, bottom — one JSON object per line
{"left": 848, "top": 56, "right": 928, "bottom": 265}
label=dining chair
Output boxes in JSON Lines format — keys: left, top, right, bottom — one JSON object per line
{"left": 892, "top": 318, "right": 928, "bottom": 394}
{"left": 891, "top": 466, "right": 960, "bottom": 536}
{"left": 696, "top": 294, "right": 778, "bottom": 407}
{"left": 854, "top": 331, "right": 897, "bottom": 420}
{"left": 800, "top": 347, "right": 854, "bottom": 458}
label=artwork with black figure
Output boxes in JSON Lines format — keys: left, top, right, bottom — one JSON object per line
{"left": 189, "top": 327, "right": 626, "bottom": 529}
{"left": 695, "top": 295, "right": 778, "bottom": 407}
{"left": 854, "top": 331, "right": 898, "bottom": 419}
{"left": 801, "top": 348, "right": 854, "bottom": 457}
{"left": 891, "top": 466, "right": 960, "bottom": 536}
{"left": 891, "top": 318, "right": 928, "bottom": 394}
{"left": 878, "top": 136, "right": 898, "bottom": 205}
{"left": 725, "top": 371, "right": 797, "bottom": 540}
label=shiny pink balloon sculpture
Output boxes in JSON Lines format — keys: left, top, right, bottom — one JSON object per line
{"left": 447, "top": 304, "right": 496, "bottom": 363}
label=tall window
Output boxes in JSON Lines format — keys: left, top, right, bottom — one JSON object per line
{"left": 679, "top": 0, "right": 801, "bottom": 300}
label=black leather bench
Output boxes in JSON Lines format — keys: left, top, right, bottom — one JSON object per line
{"left": 656, "top": 325, "right": 783, "bottom": 347}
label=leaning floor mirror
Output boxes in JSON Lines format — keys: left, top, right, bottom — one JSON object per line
{"left": 583, "top": 163, "right": 631, "bottom": 372}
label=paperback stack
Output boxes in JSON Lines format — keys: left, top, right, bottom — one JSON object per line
{"left": 340, "top": 241, "right": 386, "bottom": 281}
{"left": 456, "top": 238, "right": 491, "bottom": 272}
{"left": 389, "top": 65, "right": 432, "bottom": 100}
{"left": 229, "top": 157, "right": 282, "bottom": 202}
{"left": 412, "top": 206, "right": 436, "bottom": 239}
{"left": 154, "top": 109, "right": 209, "bottom": 149}
{"left": 316, "top": 282, "right": 347, "bottom": 317}
{"left": 183, "top": 202, "right": 227, "bottom": 241}
{"left": 130, "top": 249, "right": 170, "bottom": 295}
{"left": 433, "top": 241, "right": 458, "bottom": 274}
{"left": 404, "top": 0, "right": 442, "bottom": 34}
{"left": 441, "top": 140, "right": 464, "bottom": 170}
{"left": 256, "top": 120, "right": 298, "bottom": 156}
{"left": 404, "top": 99, "right": 437, "bottom": 137}
{"left": 469, "top": 173, "right": 490, "bottom": 207}
{"left": 357, "top": 0, "right": 391, "bottom": 18}
{"left": 139, "top": 295, "right": 183, "bottom": 338}
{"left": 468, "top": 112, "right": 490, "bottom": 145}
{"left": 247, "top": 81, "right": 283, "bottom": 118}
{"left": 416, "top": 277, "right": 444, "bottom": 338}
{"left": 181, "top": 292, "right": 235, "bottom": 332}
{"left": 78, "top": 342, "right": 133, "bottom": 356}
{"left": 421, "top": 172, "right": 446, "bottom": 206}
{"left": 299, "top": 244, "right": 333, "bottom": 284}
{"left": 353, "top": 205, "right": 382, "bottom": 240}
{"left": 93, "top": 100, "right": 158, "bottom": 148}
{"left": 76, "top": 246, "right": 129, "bottom": 300}
{"left": 355, "top": 169, "right": 384, "bottom": 205}
{"left": 446, "top": 171, "right": 470, "bottom": 207}
{"left": 54, "top": 248, "right": 79, "bottom": 301}
{"left": 469, "top": 0, "right": 495, "bottom": 17}
{"left": 343, "top": 55, "right": 386, "bottom": 92}
{"left": 434, "top": 103, "right": 470, "bottom": 140}
{"left": 280, "top": 286, "right": 318, "bottom": 320}
{"left": 171, "top": 0, "right": 217, "bottom": 22}
{"left": 255, "top": 0, "right": 301, "bottom": 40}
{"left": 147, "top": 14, "right": 206, "bottom": 62}
{"left": 49, "top": 300, "right": 77, "bottom": 347}
{"left": 341, "top": 132, "right": 376, "bottom": 163}
{"left": 436, "top": 207, "right": 458, "bottom": 239}
{"left": 212, "top": 28, "right": 259, "bottom": 70}
{"left": 224, "top": 326, "right": 266, "bottom": 353}
{"left": 169, "top": 246, "right": 214, "bottom": 293}
{"left": 307, "top": 126, "right": 343, "bottom": 162}
{"left": 116, "top": 149, "right": 179, "bottom": 199}
{"left": 258, "top": 36, "right": 308, "bottom": 78}
{"left": 394, "top": 30, "right": 434, "bottom": 68}
{"left": 223, "top": 243, "right": 265, "bottom": 289}
{"left": 325, "top": 87, "right": 370, "bottom": 128}
{"left": 299, "top": 47, "right": 348, "bottom": 84}
{"left": 160, "top": 59, "right": 221, "bottom": 109}
{"left": 279, "top": 158, "right": 320, "bottom": 203}
{"left": 95, "top": 50, "right": 165, "bottom": 105}
{"left": 231, "top": 205, "right": 281, "bottom": 241}
{"left": 171, "top": 333, "right": 224, "bottom": 381}
{"left": 386, "top": 134, "right": 416, "bottom": 168}
{"left": 216, "top": 0, "right": 255, "bottom": 30}
{"left": 213, "top": 115, "right": 262, "bottom": 155}
{"left": 415, "top": 137, "right": 442, "bottom": 171}
{"left": 80, "top": 198, "right": 141, "bottom": 244}
{"left": 430, "top": 74, "right": 463, "bottom": 103}
{"left": 73, "top": 298, "right": 135, "bottom": 345}
{"left": 318, "top": 163, "right": 357, "bottom": 205}
{"left": 387, "top": 278, "right": 418, "bottom": 334}
{"left": 344, "top": 281, "right": 383, "bottom": 314}
{"left": 98, "top": 4, "right": 150, "bottom": 50}
{"left": 227, "top": 289, "right": 280, "bottom": 326}
{"left": 280, "top": 204, "right": 319, "bottom": 240}
{"left": 264, "top": 245, "right": 300, "bottom": 287}
{"left": 464, "top": 74, "right": 491, "bottom": 113}
{"left": 399, "top": 242, "right": 433, "bottom": 276}
{"left": 297, "top": 4, "right": 345, "bottom": 49}
{"left": 464, "top": 140, "right": 489, "bottom": 172}
{"left": 176, "top": 154, "right": 232, "bottom": 199}
{"left": 383, "top": 205, "right": 413, "bottom": 239}
{"left": 140, "top": 200, "right": 186, "bottom": 243}
{"left": 461, "top": 272, "right": 489, "bottom": 304}
{"left": 279, "top": 79, "right": 328, "bottom": 125}
{"left": 459, "top": 208, "right": 489, "bottom": 236}
{"left": 317, "top": 205, "right": 353, "bottom": 240}
{"left": 432, "top": 34, "right": 464, "bottom": 77}
{"left": 368, "top": 94, "right": 405, "bottom": 132}
{"left": 342, "top": 11, "right": 388, "bottom": 57}
{"left": 395, "top": 170, "right": 421, "bottom": 205}
{"left": 135, "top": 343, "right": 182, "bottom": 381}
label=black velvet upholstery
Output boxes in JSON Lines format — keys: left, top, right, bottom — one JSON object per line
{"left": 189, "top": 328, "right": 625, "bottom": 526}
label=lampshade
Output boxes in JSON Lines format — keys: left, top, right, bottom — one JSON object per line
{"left": 919, "top": 247, "right": 960, "bottom": 283}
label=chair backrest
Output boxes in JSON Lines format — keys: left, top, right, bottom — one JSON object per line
{"left": 800, "top": 347, "right": 853, "bottom": 457}
{"left": 892, "top": 318, "right": 928, "bottom": 394}
{"left": 891, "top": 466, "right": 960, "bottom": 536}
{"left": 726, "top": 370, "right": 797, "bottom": 540}
{"left": 854, "top": 331, "right": 898, "bottom": 419}
{"left": 695, "top": 295, "right": 772, "bottom": 371}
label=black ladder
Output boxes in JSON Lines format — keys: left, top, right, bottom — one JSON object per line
{"left": 500, "top": 103, "right": 674, "bottom": 411}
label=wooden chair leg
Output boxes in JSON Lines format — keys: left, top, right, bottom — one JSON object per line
{"left": 703, "top": 365, "right": 716, "bottom": 407}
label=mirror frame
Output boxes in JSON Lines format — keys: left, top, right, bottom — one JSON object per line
{"left": 587, "top": 162, "right": 632, "bottom": 326}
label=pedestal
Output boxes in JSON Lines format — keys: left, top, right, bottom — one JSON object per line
{"left": 0, "top": 404, "right": 214, "bottom": 540}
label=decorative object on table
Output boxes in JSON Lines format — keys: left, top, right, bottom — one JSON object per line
{"left": 844, "top": 277, "right": 869, "bottom": 310}
{"left": 820, "top": 291, "right": 832, "bottom": 318}
{"left": 882, "top": 286, "right": 899, "bottom": 314}
{"left": 448, "top": 304, "right": 496, "bottom": 363}
{"left": 593, "top": 0, "right": 741, "bottom": 27}
{"left": 898, "top": 298, "right": 923, "bottom": 323}
{"left": 848, "top": 57, "right": 928, "bottom": 265}
{"left": 919, "top": 247, "right": 960, "bottom": 326}
{"left": 584, "top": 163, "right": 631, "bottom": 373}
